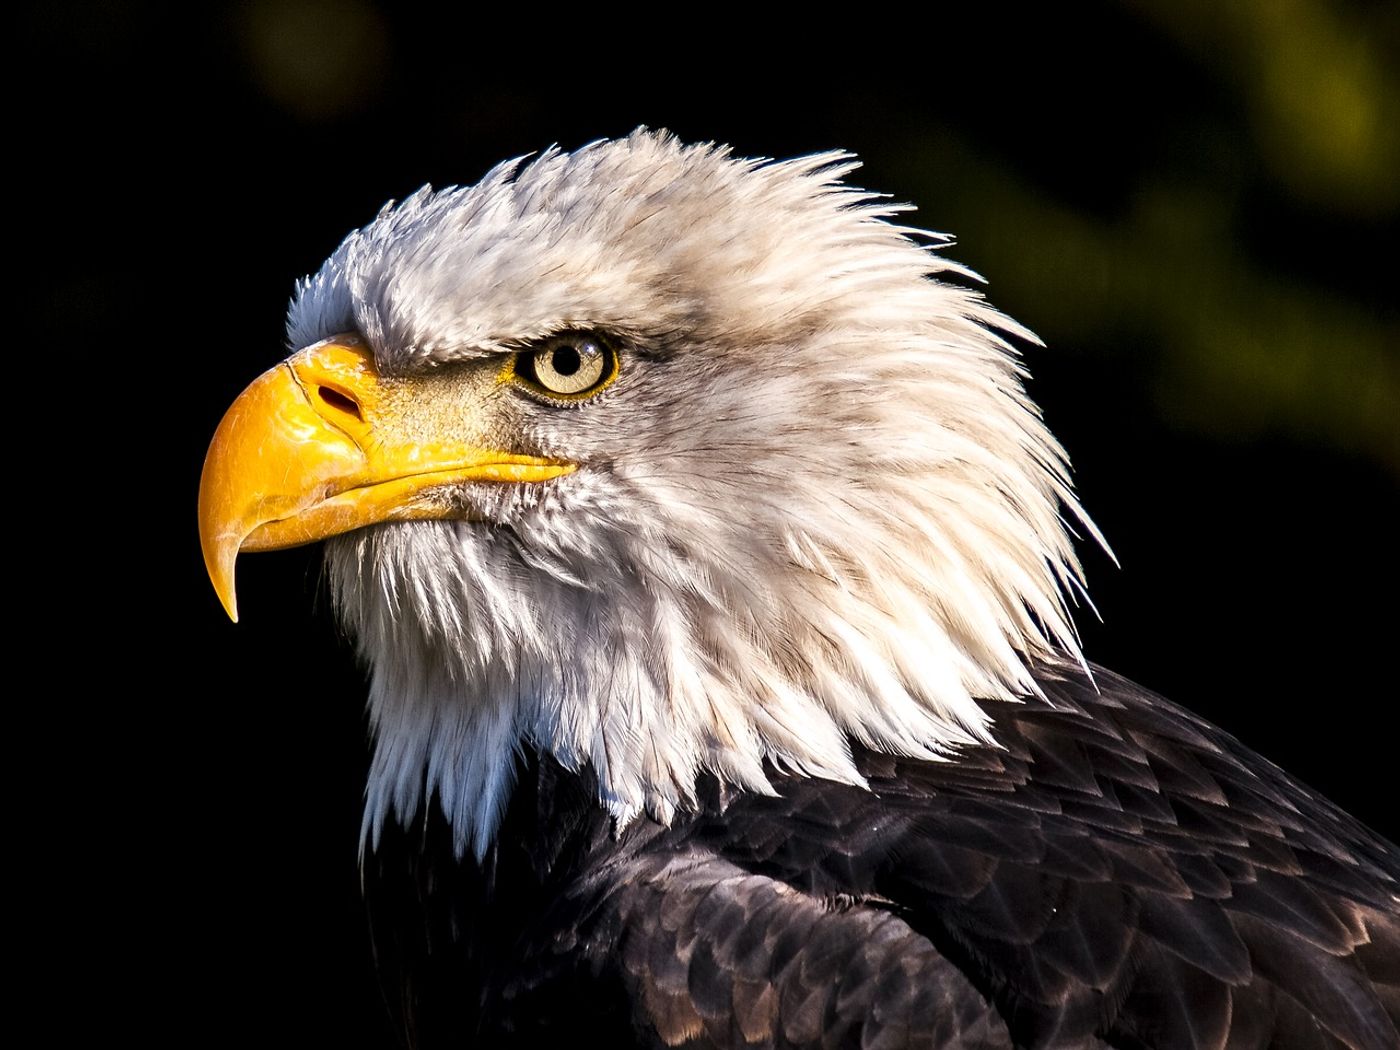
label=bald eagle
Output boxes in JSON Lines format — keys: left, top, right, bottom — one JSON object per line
{"left": 200, "top": 131, "right": 1398, "bottom": 1049}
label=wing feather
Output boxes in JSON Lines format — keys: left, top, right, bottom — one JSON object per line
{"left": 365, "top": 662, "right": 1400, "bottom": 1049}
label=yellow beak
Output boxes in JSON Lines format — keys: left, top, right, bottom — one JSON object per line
{"left": 198, "top": 337, "right": 573, "bottom": 621}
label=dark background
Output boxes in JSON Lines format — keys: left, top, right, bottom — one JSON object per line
{"left": 31, "top": 2, "right": 1397, "bottom": 1045}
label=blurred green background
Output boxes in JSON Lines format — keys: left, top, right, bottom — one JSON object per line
{"left": 31, "top": 1, "right": 1397, "bottom": 1045}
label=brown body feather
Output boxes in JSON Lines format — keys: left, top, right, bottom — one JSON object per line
{"left": 364, "top": 662, "right": 1400, "bottom": 1049}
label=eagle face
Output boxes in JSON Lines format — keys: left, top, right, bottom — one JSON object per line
{"left": 200, "top": 129, "right": 1095, "bottom": 856}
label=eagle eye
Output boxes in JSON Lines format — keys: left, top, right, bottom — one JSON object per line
{"left": 508, "top": 333, "right": 619, "bottom": 402}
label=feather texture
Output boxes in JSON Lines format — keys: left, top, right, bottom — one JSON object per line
{"left": 265, "top": 131, "right": 1400, "bottom": 1045}
{"left": 364, "top": 663, "right": 1400, "bottom": 1048}
{"left": 293, "top": 130, "right": 1101, "bottom": 854}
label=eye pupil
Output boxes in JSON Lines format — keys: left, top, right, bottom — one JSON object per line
{"left": 552, "top": 345, "right": 582, "bottom": 376}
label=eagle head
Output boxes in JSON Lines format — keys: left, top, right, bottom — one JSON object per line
{"left": 199, "top": 129, "right": 1095, "bottom": 856}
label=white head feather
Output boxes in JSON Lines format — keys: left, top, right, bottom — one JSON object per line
{"left": 286, "top": 129, "right": 1101, "bottom": 857}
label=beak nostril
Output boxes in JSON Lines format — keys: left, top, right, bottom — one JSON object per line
{"left": 317, "top": 385, "right": 364, "bottom": 421}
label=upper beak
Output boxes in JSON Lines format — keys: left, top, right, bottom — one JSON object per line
{"left": 198, "top": 337, "right": 573, "bottom": 621}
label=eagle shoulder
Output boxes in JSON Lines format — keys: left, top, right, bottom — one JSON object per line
{"left": 365, "top": 663, "right": 1400, "bottom": 1049}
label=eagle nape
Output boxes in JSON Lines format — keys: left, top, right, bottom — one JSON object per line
{"left": 199, "top": 130, "right": 1399, "bottom": 1050}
